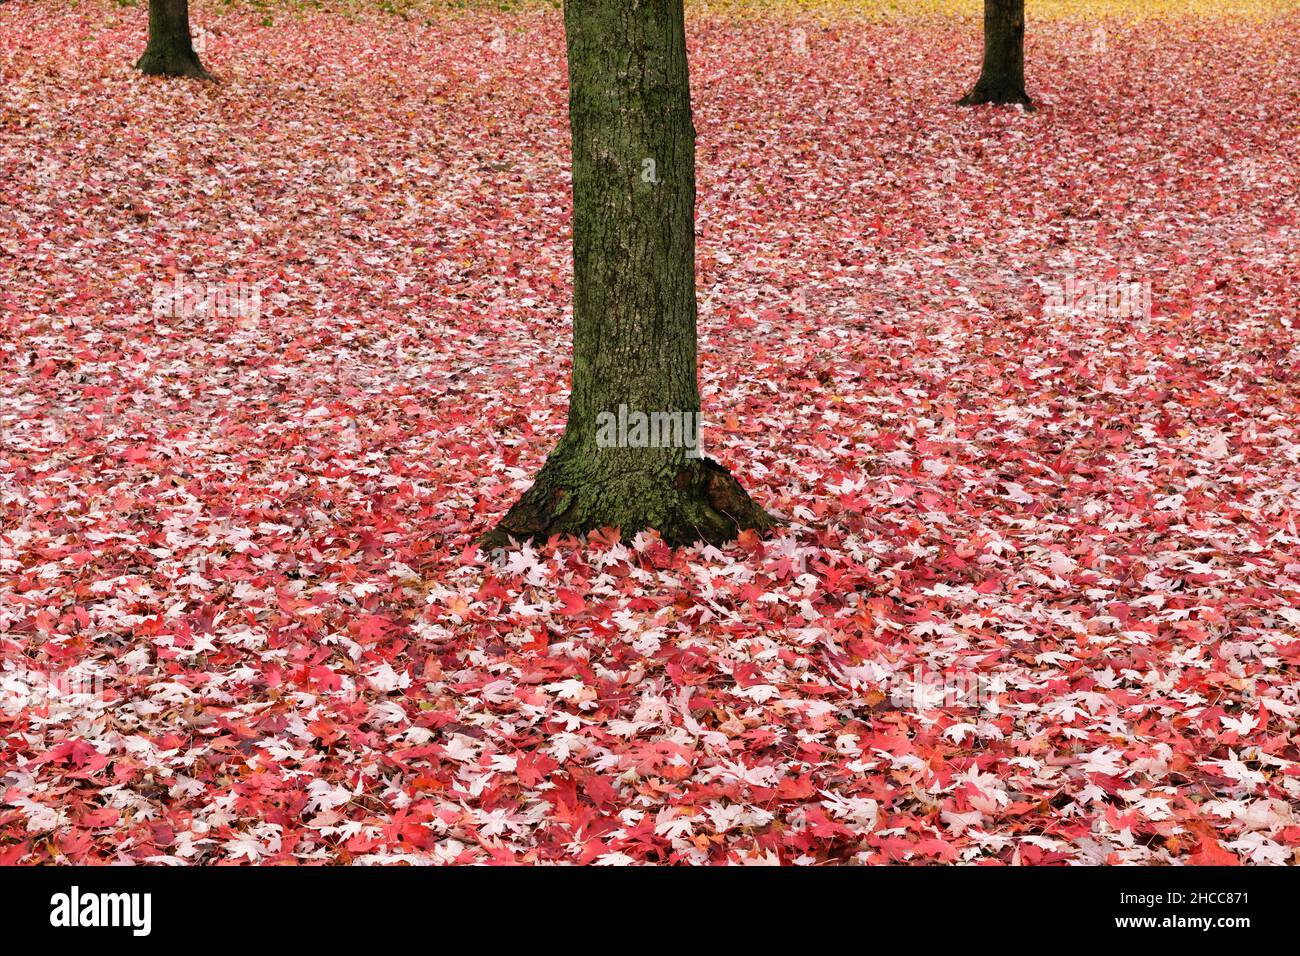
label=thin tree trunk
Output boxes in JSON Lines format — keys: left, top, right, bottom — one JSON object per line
{"left": 959, "top": 0, "right": 1032, "bottom": 108}
{"left": 136, "top": 0, "right": 212, "bottom": 80}
{"left": 481, "top": 0, "right": 772, "bottom": 549}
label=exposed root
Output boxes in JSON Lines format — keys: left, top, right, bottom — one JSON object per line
{"left": 135, "top": 48, "right": 214, "bottom": 81}
{"left": 477, "top": 456, "right": 777, "bottom": 551}
{"left": 958, "top": 82, "right": 1035, "bottom": 110}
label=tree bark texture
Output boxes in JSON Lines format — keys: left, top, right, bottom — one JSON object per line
{"left": 482, "top": 0, "right": 773, "bottom": 548}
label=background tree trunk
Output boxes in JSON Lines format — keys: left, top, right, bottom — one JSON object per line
{"left": 482, "top": 0, "right": 772, "bottom": 549}
{"left": 136, "top": 0, "right": 211, "bottom": 80}
{"left": 959, "top": 0, "right": 1032, "bottom": 108}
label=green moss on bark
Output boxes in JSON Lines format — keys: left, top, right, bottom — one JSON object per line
{"left": 481, "top": 0, "right": 772, "bottom": 550}
{"left": 136, "top": 0, "right": 212, "bottom": 80}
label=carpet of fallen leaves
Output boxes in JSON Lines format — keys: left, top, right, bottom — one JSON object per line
{"left": 2, "top": 0, "right": 1299, "bottom": 865}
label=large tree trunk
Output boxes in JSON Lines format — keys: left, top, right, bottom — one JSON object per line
{"left": 959, "top": 0, "right": 1032, "bottom": 108}
{"left": 481, "top": 0, "right": 773, "bottom": 549}
{"left": 135, "top": 0, "right": 212, "bottom": 80}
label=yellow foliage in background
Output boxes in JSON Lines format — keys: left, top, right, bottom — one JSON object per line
{"left": 186, "top": 0, "right": 1300, "bottom": 21}
{"left": 688, "top": 0, "right": 1298, "bottom": 19}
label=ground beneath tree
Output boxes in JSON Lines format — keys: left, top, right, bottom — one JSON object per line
{"left": 1, "top": 1, "right": 1299, "bottom": 864}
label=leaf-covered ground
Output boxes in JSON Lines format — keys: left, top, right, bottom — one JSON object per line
{"left": 2, "top": 1, "right": 1299, "bottom": 864}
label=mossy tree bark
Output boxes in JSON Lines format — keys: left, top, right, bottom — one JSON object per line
{"left": 135, "top": 0, "right": 212, "bottom": 80}
{"left": 959, "top": 0, "right": 1033, "bottom": 108}
{"left": 481, "top": 0, "right": 773, "bottom": 549}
